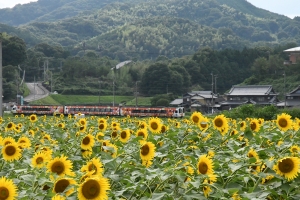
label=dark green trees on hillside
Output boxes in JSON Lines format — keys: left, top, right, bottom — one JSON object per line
{"left": 140, "top": 62, "right": 191, "bottom": 96}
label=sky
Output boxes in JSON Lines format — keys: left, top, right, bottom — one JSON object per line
{"left": 0, "top": 0, "right": 299, "bottom": 18}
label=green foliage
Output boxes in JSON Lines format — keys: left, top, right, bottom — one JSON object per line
{"left": 150, "top": 94, "right": 176, "bottom": 106}
{"left": 221, "top": 104, "right": 300, "bottom": 121}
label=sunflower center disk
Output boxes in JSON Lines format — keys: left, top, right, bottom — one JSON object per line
{"left": 0, "top": 187, "right": 9, "bottom": 199}
{"left": 192, "top": 116, "right": 200, "bottom": 123}
{"left": 5, "top": 146, "right": 16, "bottom": 156}
{"left": 151, "top": 123, "right": 158, "bottom": 130}
{"left": 52, "top": 161, "right": 65, "bottom": 175}
{"left": 198, "top": 162, "right": 208, "bottom": 174}
{"left": 99, "top": 124, "right": 104, "bottom": 129}
{"left": 83, "top": 137, "right": 90, "bottom": 145}
{"left": 250, "top": 123, "right": 256, "bottom": 130}
{"left": 214, "top": 119, "right": 223, "bottom": 127}
{"left": 121, "top": 131, "right": 127, "bottom": 139}
{"left": 36, "top": 157, "right": 43, "bottom": 164}
{"left": 279, "top": 119, "right": 288, "bottom": 128}
{"left": 141, "top": 145, "right": 150, "bottom": 156}
{"left": 55, "top": 179, "right": 69, "bottom": 193}
{"left": 82, "top": 180, "right": 100, "bottom": 198}
{"left": 279, "top": 159, "right": 294, "bottom": 173}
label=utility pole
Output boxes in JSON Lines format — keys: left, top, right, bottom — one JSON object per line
{"left": 98, "top": 78, "right": 101, "bottom": 105}
{"left": 113, "top": 77, "right": 115, "bottom": 107}
{"left": 214, "top": 75, "right": 218, "bottom": 96}
{"left": 135, "top": 81, "right": 139, "bottom": 107}
{"left": 0, "top": 41, "right": 3, "bottom": 117}
{"left": 211, "top": 72, "right": 214, "bottom": 113}
{"left": 284, "top": 71, "right": 286, "bottom": 108}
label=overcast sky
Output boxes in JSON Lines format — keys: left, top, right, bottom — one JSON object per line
{"left": 0, "top": 0, "right": 299, "bottom": 18}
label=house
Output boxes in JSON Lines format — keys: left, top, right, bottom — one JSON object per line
{"left": 283, "top": 47, "right": 300, "bottom": 64}
{"left": 277, "top": 85, "right": 300, "bottom": 108}
{"left": 219, "top": 85, "right": 279, "bottom": 110}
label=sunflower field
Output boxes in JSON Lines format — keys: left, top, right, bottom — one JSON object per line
{"left": 1, "top": 111, "right": 300, "bottom": 200}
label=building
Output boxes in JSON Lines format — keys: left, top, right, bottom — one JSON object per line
{"left": 220, "top": 85, "right": 279, "bottom": 110}
{"left": 277, "top": 85, "right": 300, "bottom": 108}
{"left": 283, "top": 47, "right": 300, "bottom": 64}
{"left": 170, "top": 91, "right": 223, "bottom": 113}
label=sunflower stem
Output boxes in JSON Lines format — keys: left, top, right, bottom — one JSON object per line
{"left": 249, "top": 165, "right": 268, "bottom": 193}
{"left": 223, "top": 164, "right": 260, "bottom": 188}
{"left": 0, "top": 160, "right": 5, "bottom": 171}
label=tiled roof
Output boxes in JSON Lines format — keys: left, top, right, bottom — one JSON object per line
{"left": 226, "top": 85, "right": 276, "bottom": 96}
{"left": 170, "top": 99, "right": 183, "bottom": 105}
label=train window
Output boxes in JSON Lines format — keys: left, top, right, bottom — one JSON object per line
{"left": 85, "top": 108, "right": 90, "bottom": 112}
{"left": 75, "top": 108, "right": 80, "bottom": 112}
{"left": 94, "top": 108, "right": 99, "bottom": 112}
{"left": 70, "top": 108, "right": 74, "bottom": 112}
{"left": 90, "top": 108, "right": 94, "bottom": 112}
{"left": 161, "top": 110, "right": 166, "bottom": 113}
{"left": 100, "top": 108, "right": 104, "bottom": 112}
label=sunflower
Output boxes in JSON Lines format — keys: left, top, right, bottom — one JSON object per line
{"left": 138, "top": 121, "right": 148, "bottom": 129}
{"left": 198, "top": 117, "right": 209, "bottom": 131}
{"left": 18, "top": 136, "right": 31, "bottom": 149}
{"left": 140, "top": 141, "right": 156, "bottom": 163}
{"left": 111, "top": 130, "right": 119, "bottom": 139}
{"left": 28, "top": 129, "right": 35, "bottom": 137}
{"left": 79, "top": 125, "right": 87, "bottom": 133}
{"left": 98, "top": 118, "right": 107, "bottom": 124}
{"left": 6, "top": 122, "right": 15, "bottom": 131}
{"left": 230, "top": 129, "right": 238, "bottom": 136}
{"left": 0, "top": 177, "right": 18, "bottom": 200}
{"left": 136, "top": 129, "right": 148, "bottom": 141}
{"left": 81, "top": 157, "right": 104, "bottom": 176}
{"left": 111, "top": 121, "right": 120, "bottom": 130}
{"left": 53, "top": 177, "right": 76, "bottom": 196}
{"left": 2, "top": 143, "right": 22, "bottom": 162}
{"left": 52, "top": 195, "right": 66, "bottom": 200}
{"left": 213, "top": 114, "right": 228, "bottom": 132}
{"left": 148, "top": 117, "right": 162, "bottom": 134}
{"left": 250, "top": 119, "right": 261, "bottom": 132}
{"left": 247, "top": 148, "right": 260, "bottom": 161}
{"left": 290, "top": 145, "right": 300, "bottom": 155}
{"left": 119, "top": 129, "right": 131, "bottom": 143}
{"left": 232, "top": 192, "right": 241, "bottom": 200}
{"left": 78, "top": 118, "right": 87, "bottom": 127}
{"left": 273, "top": 157, "right": 300, "bottom": 181}
{"left": 1, "top": 137, "right": 16, "bottom": 146}
{"left": 239, "top": 120, "right": 246, "bottom": 131}
{"left": 175, "top": 121, "right": 181, "bottom": 128}
{"left": 81, "top": 149, "right": 93, "bottom": 159}
{"left": 190, "top": 111, "right": 203, "bottom": 124}
{"left": 276, "top": 113, "right": 293, "bottom": 132}
{"left": 47, "top": 155, "right": 75, "bottom": 177}
{"left": 32, "top": 151, "right": 49, "bottom": 168}
{"left": 29, "top": 114, "right": 38, "bottom": 122}
{"left": 81, "top": 134, "right": 95, "bottom": 150}
{"left": 57, "top": 123, "right": 65, "bottom": 129}
{"left": 202, "top": 179, "right": 212, "bottom": 198}
{"left": 160, "top": 125, "right": 169, "bottom": 133}
{"left": 98, "top": 122, "right": 107, "bottom": 131}
{"left": 77, "top": 176, "right": 110, "bottom": 200}
{"left": 95, "top": 132, "right": 104, "bottom": 142}
{"left": 197, "top": 155, "right": 214, "bottom": 176}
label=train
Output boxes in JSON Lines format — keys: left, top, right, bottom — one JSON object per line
{"left": 11, "top": 105, "right": 185, "bottom": 118}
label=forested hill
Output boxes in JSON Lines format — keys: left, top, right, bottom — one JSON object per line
{"left": 0, "top": 0, "right": 300, "bottom": 60}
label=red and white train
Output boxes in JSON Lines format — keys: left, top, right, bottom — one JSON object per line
{"left": 11, "top": 105, "right": 185, "bottom": 118}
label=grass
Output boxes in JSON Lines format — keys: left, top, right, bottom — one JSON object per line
{"left": 29, "top": 94, "right": 152, "bottom": 106}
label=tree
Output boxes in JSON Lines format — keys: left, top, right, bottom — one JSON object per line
{"left": 0, "top": 33, "right": 27, "bottom": 66}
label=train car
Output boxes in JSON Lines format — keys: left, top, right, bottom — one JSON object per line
{"left": 121, "top": 106, "right": 185, "bottom": 118}
{"left": 11, "top": 105, "right": 64, "bottom": 115}
{"left": 64, "top": 105, "right": 120, "bottom": 116}
{"left": 11, "top": 104, "right": 184, "bottom": 118}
